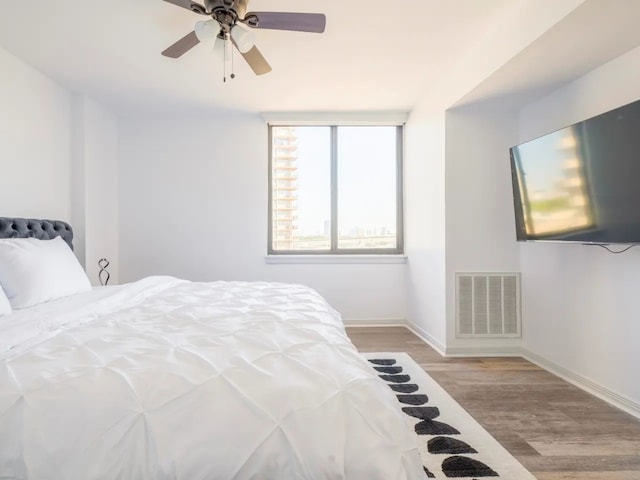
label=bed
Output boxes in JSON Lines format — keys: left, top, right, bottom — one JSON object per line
{"left": 0, "top": 218, "right": 425, "bottom": 479}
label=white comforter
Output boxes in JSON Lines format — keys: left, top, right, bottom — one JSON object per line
{"left": 0, "top": 277, "right": 424, "bottom": 479}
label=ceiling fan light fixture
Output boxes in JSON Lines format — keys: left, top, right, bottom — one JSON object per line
{"left": 194, "top": 20, "right": 219, "bottom": 43}
{"left": 230, "top": 24, "right": 255, "bottom": 54}
{"left": 213, "top": 33, "right": 227, "bottom": 56}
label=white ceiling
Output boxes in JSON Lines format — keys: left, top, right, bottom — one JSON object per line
{"left": 455, "top": 0, "right": 640, "bottom": 109}
{"left": 1, "top": 0, "right": 639, "bottom": 116}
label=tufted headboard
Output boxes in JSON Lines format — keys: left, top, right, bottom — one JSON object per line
{"left": 0, "top": 217, "right": 74, "bottom": 250}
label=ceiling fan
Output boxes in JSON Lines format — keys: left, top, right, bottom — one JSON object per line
{"left": 161, "top": 0, "right": 326, "bottom": 77}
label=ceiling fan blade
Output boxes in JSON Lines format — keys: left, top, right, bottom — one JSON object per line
{"left": 237, "top": 44, "right": 272, "bottom": 75}
{"left": 244, "top": 12, "right": 326, "bottom": 33}
{"left": 162, "top": 0, "right": 207, "bottom": 14}
{"left": 161, "top": 31, "right": 200, "bottom": 58}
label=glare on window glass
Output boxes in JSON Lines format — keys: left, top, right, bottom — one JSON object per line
{"left": 337, "top": 126, "right": 397, "bottom": 249}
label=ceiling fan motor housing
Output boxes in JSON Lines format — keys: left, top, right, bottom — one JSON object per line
{"left": 204, "top": 0, "right": 248, "bottom": 19}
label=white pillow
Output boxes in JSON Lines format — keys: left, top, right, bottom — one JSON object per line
{"left": 0, "top": 285, "right": 10, "bottom": 316}
{"left": 0, "top": 236, "right": 91, "bottom": 309}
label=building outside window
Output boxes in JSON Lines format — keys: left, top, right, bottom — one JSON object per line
{"left": 268, "top": 124, "right": 403, "bottom": 254}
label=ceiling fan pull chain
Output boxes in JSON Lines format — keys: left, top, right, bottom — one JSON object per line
{"left": 223, "top": 37, "right": 227, "bottom": 82}
{"left": 231, "top": 42, "right": 236, "bottom": 80}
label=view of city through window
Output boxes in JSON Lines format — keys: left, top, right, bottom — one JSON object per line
{"left": 271, "top": 125, "right": 399, "bottom": 252}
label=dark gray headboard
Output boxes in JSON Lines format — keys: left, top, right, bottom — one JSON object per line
{"left": 0, "top": 217, "right": 74, "bottom": 250}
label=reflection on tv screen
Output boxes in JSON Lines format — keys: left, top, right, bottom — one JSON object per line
{"left": 510, "top": 98, "right": 640, "bottom": 244}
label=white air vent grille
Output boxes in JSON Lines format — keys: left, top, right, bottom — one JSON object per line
{"left": 456, "top": 273, "right": 521, "bottom": 338}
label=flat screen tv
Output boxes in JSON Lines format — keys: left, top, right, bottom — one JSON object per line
{"left": 510, "top": 98, "right": 640, "bottom": 245}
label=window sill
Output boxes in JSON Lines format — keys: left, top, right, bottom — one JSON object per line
{"left": 265, "top": 255, "right": 407, "bottom": 265}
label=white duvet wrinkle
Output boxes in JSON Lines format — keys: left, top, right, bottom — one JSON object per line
{"left": 79, "top": 410, "right": 148, "bottom": 473}
{"left": 0, "top": 390, "right": 26, "bottom": 474}
{"left": 138, "top": 359, "right": 223, "bottom": 414}
{"left": 19, "top": 373, "right": 135, "bottom": 477}
{"left": 292, "top": 394, "right": 352, "bottom": 478}
{"left": 142, "top": 372, "right": 219, "bottom": 418}
{"left": 277, "top": 391, "right": 377, "bottom": 479}
{"left": 216, "top": 366, "right": 283, "bottom": 427}
{"left": 0, "top": 388, "right": 22, "bottom": 421}
{"left": 342, "top": 385, "right": 420, "bottom": 479}
{"left": 0, "top": 363, "right": 22, "bottom": 398}
{"left": 147, "top": 375, "right": 280, "bottom": 478}
{"left": 80, "top": 411, "right": 168, "bottom": 480}
{"left": 230, "top": 426, "right": 314, "bottom": 480}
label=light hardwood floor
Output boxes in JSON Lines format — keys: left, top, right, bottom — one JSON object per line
{"left": 346, "top": 326, "right": 640, "bottom": 480}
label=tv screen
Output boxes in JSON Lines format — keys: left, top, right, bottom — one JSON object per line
{"left": 510, "top": 98, "right": 640, "bottom": 244}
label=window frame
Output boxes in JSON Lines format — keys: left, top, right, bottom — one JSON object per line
{"left": 267, "top": 124, "right": 404, "bottom": 255}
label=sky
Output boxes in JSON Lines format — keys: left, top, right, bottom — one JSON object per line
{"left": 291, "top": 126, "right": 397, "bottom": 236}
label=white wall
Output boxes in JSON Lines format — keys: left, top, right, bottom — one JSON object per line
{"left": 0, "top": 47, "right": 72, "bottom": 220}
{"left": 72, "top": 96, "right": 119, "bottom": 285}
{"left": 404, "top": 108, "right": 447, "bottom": 351}
{"left": 0, "top": 46, "right": 118, "bottom": 280}
{"left": 403, "top": 103, "right": 522, "bottom": 355}
{"left": 118, "top": 113, "right": 407, "bottom": 322}
{"left": 518, "top": 45, "right": 640, "bottom": 408}
{"left": 401, "top": 0, "right": 587, "bottom": 353}
{"left": 444, "top": 105, "right": 521, "bottom": 353}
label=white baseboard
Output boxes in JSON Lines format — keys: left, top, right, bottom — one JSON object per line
{"left": 343, "top": 317, "right": 405, "bottom": 327}
{"left": 444, "top": 345, "right": 523, "bottom": 357}
{"left": 393, "top": 322, "right": 521, "bottom": 359}
{"left": 405, "top": 321, "right": 447, "bottom": 357}
{"left": 521, "top": 348, "right": 640, "bottom": 420}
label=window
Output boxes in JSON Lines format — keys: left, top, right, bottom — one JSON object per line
{"left": 268, "top": 125, "right": 403, "bottom": 254}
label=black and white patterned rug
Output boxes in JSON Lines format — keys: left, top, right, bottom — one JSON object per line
{"left": 364, "top": 352, "right": 536, "bottom": 479}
